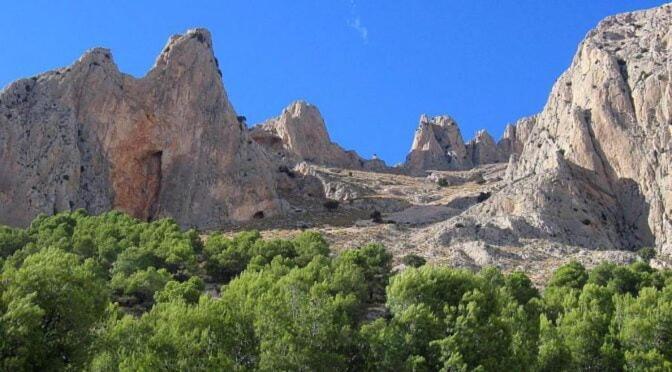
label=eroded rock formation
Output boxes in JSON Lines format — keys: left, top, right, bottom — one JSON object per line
{"left": 496, "top": 115, "right": 536, "bottom": 162}
{"left": 466, "top": 130, "right": 498, "bottom": 165}
{"left": 0, "top": 28, "right": 282, "bottom": 228}
{"left": 403, "top": 115, "right": 471, "bottom": 175}
{"left": 250, "top": 100, "right": 387, "bottom": 171}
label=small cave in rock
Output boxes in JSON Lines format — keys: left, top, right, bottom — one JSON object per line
{"left": 253, "top": 211, "right": 265, "bottom": 219}
{"left": 477, "top": 192, "right": 492, "bottom": 203}
{"left": 278, "top": 165, "right": 296, "bottom": 178}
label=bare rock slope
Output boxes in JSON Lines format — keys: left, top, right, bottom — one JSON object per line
{"left": 0, "top": 29, "right": 282, "bottom": 228}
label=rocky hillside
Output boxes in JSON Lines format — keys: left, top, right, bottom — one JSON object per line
{"left": 416, "top": 2, "right": 672, "bottom": 269}
{"left": 0, "top": 4, "right": 670, "bottom": 280}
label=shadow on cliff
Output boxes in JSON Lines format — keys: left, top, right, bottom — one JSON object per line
{"left": 439, "top": 160, "right": 653, "bottom": 252}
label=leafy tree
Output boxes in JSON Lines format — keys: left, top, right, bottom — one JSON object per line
{"left": 154, "top": 277, "right": 205, "bottom": 304}
{"left": 547, "top": 261, "right": 588, "bottom": 290}
{"left": 505, "top": 271, "right": 539, "bottom": 305}
{"left": 637, "top": 247, "right": 656, "bottom": 261}
{"left": 386, "top": 266, "right": 479, "bottom": 316}
{"left": 3, "top": 211, "right": 672, "bottom": 370}
{"left": 292, "top": 231, "right": 330, "bottom": 266}
{"left": 337, "top": 243, "right": 392, "bottom": 303}
{"left": 536, "top": 314, "right": 571, "bottom": 371}
{"left": 110, "top": 267, "right": 171, "bottom": 306}
{"left": 90, "top": 299, "right": 251, "bottom": 371}
{"left": 1, "top": 248, "right": 108, "bottom": 370}
{"left": 360, "top": 304, "right": 442, "bottom": 371}
{"left": 0, "top": 226, "right": 32, "bottom": 259}
{"left": 556, "top": 284, "right": 622, "bottom": 370}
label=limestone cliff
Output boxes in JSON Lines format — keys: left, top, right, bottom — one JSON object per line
{"left": 425, "top": 3, "right": 672, "bottom": 255}
{"left": 0, "top": 29, "right": 282, "bottom": 228}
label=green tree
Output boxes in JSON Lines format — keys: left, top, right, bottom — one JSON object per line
{"left": 154, "top": 277, "right": 205, "bottom": 304}
{"left": 1, "top": 247, "right": 108, "bottom": 370}
{"left": 90, "top": 299, "right": 252, "bottom": 371}
{"left": 536, "top": 314, "right": 571, "bottom": 371}
{"left": 548, "top": 261, "right": 588, "bottom": 290}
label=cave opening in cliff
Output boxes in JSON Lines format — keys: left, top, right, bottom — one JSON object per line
{"left": 144, "top": 150, "right": 162, "bottom": 221}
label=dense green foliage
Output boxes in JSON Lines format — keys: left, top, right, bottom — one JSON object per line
{"left": 1, "top": 210, "right": 672, "bottom": 370}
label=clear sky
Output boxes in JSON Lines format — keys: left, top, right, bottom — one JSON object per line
{"left": 0, "top": 1, "right": 666, "bottom": 165}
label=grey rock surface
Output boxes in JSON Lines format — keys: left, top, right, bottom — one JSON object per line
{"left": 0, "top": 29, "right": 282, "bottom": 228}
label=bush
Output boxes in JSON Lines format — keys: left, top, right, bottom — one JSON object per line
{"left": 637, "top": 247, "right": 656, "bottom": 261}
{"left": 401, "top": 254, "right": 426, "bottom": 268}
{"left": 437, "top": 178, "right": 449, "bottom": 187}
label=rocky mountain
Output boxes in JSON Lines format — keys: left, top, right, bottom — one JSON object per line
{"left": 0, "top": 4, "right": 670, "bottom": 280}
{"left": 243, "top": 3, "right": 671, "bottom": 281}
{"left": 0, "top": 29, "right": 282, "bottom": 228}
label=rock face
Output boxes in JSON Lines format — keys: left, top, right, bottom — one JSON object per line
{"left": 404, "top": 115, "right": 470, "bottom": 175}
{"left": 466, "top": 130, "right": 498, "bottom": 165}
{"left": 425, "top": 3, "right": 672, "bottom": 255}
{"left": 496, "top": 115, "right": 536, "bottom": 162}
{"left": 250, "top": 100, "right": 387, "bottom": 171}
{"left": 0, "top": 28, "right": 282, "bottom": 228}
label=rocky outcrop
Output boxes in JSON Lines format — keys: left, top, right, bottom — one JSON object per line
{"left": 466, "top": 130, "right": 498, "bottom": 165}
{"left": 403, "top": 115, "right": 470, "bottom": 175}
{"left": 403, "top": 114, "right": 535, "bottom": 175}
{"left": 424, "top": 3, "right": 672, "bottom": 255}
{"left": 0, "top": 28, "right": 283, "bottom": 228}
{"left": 250, "top": 101, "right": 387, "bottom": 171}
{"left": 496, "top": 115, "right": 536, "bottom": 162}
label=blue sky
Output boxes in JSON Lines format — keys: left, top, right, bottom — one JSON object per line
{"left": 0, "top": 1, "right": 666, "bottom": 165}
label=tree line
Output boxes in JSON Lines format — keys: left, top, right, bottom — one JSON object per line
{"left": 1, "top": 210, "right": 671, "bottom": 370}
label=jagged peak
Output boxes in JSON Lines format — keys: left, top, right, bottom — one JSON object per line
{"left": 77, "top": 47, "right": 115, "bottom": 64}
{"left": 419, "top": 114, "right": 458, "bottom": 127}
{"left": 152, "top": 28, "right": 216, "bottom": 71}
{"left": 470, "top": 129, "right": 494, "bottom": 143}
{"left": 284, "top": 100, "right": 321, "bottom": 117}
{"left": 66, "top": 47, "right": 121, "bottom": 76}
